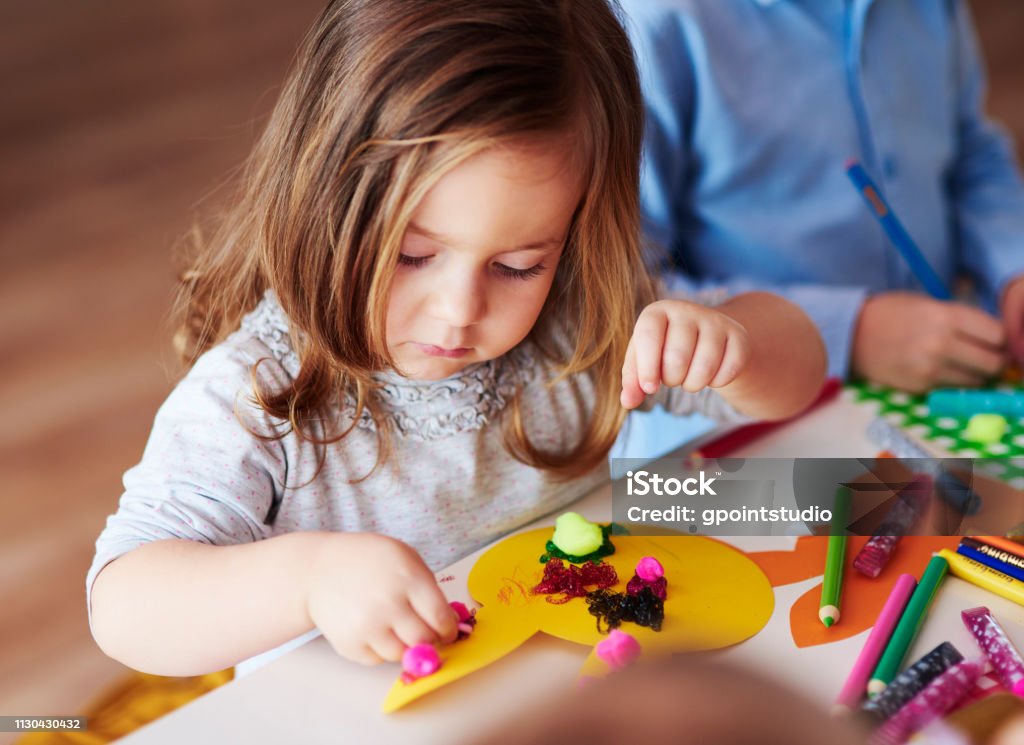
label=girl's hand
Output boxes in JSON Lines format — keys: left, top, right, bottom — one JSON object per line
{"left": 306, "top": 533, "right": 458, "bottom": 665}
{"left": 621, "top": 300, "right": 751, "bottom": 409}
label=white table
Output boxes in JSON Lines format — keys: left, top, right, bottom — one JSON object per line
{"left": 117, "top": 392, "right": 1024, "bottom": 743}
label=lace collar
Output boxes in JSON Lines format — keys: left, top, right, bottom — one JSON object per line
{"left": 239, "top": 291, "right": 539, "bottom": 441}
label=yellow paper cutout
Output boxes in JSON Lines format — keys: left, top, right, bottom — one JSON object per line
{"left": 383, "top": 529, "right": 774, "bottom": 712}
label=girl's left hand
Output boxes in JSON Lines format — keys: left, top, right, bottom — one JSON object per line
{"left": 621, "top": 300, "right": 751, "bottom": 409}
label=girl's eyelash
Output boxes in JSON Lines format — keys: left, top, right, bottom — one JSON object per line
{"left": 398, "top": 254, "right": 545, "bottom": 281}
{"left": 398, "top": 254, "right": 430, "bottom": 268}
{"left": 494, "top": 262, "right": 545, "bottom": 281}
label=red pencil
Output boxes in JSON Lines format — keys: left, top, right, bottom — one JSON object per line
{"left": 693, "top": 377, "right": 841, "bottom": 458}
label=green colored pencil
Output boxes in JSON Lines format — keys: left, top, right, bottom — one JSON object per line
{"left": 868, "top": 554, "right": 949, "bottom": 694}
{"left": 820, "top": 487, "right": 851, "bottom": 627}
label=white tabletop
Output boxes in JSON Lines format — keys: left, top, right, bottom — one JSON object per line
{"left": 116, "top": 392, "right": 1024, "bottom": 744}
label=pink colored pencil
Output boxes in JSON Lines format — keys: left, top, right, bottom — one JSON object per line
{"left": 833, "top": 573, "right": 917, "bottom": 712}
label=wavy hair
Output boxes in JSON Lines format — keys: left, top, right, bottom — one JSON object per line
{"left": 172, "top": 0, "right": 652, "bottom": 480}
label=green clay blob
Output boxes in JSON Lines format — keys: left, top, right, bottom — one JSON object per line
{"left": 551, "top": 512, "right": 603, "bottom": 555}
{"left": 541, "top": 521, "right": 617, "bottom": 564}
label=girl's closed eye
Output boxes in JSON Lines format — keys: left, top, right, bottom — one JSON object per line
{"left": 397, "top": 253, "right": 547, "bottom": 281}
{"left": 398, "top": 254, "right": 431, "bottom": 268}
{"left": 494, "top": 262, "right": 545, "bottom": 281}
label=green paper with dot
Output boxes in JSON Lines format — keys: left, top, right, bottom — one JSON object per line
{"left": 850, "top": 381, "right": 1024, "bottom": 488}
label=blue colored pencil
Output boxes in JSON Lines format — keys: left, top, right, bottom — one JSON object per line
{"left": 845, "top": 159, "right": 952, "bottom": 300}
{"left": 957, "top": 543, "right": 1024, "bottom": 582}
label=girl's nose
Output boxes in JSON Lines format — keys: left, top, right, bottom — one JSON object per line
{"left": 430, "top": 270, "right": 486, "bottom": 327}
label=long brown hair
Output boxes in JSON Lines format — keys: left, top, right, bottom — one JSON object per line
{"left": 173, "top": 0, "right": 652, "bottom": 479}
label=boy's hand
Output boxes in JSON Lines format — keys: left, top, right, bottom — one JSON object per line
{"left": 621, "top": 300, "right": 751, "bottom": 409}
{"left": 852, "top": 292, "right": 1006, "bottom": 393}
{"left": 306, "top": 533, "right": 458, "bottom": 665}
{"left": 1001, "top": 275, "right": 1024, "bottom": 365}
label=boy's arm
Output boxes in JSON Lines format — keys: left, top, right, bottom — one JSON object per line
{"left": 947, "top": 1, "right": 1024, "bottom": 365}
{"left": 89, "top": 532, "right": 329, "bottom": 676}
{"left": 714, "top": 292, "right": 827, "bottom": 421}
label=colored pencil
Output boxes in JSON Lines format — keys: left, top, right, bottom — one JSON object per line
{"left": 833, "top": 573, "right": 916, "bottom": 712}
{"left": 869, "top": 554, "right": 949, "bottom": 693}
{"left": 976, "top": 535, "right": 1024, "bottom": 561}
{"left": 845, "top": 159, "right": 951, "bottom": 300}
{"left": 957, "top": 543, "right": 1024, "bottom": 582}
{"left": 820, "top": 488, "right": 851, "bottom": 627}
{"left": 961, "top": 537, "right": 1024, "bottom": 572}
{"left": 940, "top": 548, "right": 1024, "bottom": 606}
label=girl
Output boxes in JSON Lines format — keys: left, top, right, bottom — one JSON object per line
{"left": 88, "top": 0, "right": 825, "bottom": 675}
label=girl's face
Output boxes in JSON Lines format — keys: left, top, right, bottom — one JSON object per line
{"left": 387, "top": 139, "right": 582, "bottom": 380}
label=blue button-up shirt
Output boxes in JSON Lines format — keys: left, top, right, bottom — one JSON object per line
{"left": 620, "top": 0, "right": 1024, "bottom": 379}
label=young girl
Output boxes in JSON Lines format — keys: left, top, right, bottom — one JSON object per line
{"left": 88, "top": 0, "right": 826, "bottom": 675}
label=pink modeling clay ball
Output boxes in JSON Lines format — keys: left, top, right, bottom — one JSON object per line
{"left": 595, "top": 629, "right": 642, "bottom": 670}
{"left": 635, "top": 556, "right": 664, "bottom": 581}
{"left": 402, "top": 644, "right": 442, "bottom": 681}
{"left": 450, "top": 601, "right": 473, "bottom": 623}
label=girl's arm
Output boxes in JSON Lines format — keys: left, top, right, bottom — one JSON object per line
{"left": 90, "top": 530, "right": 459, "bottom": 675}
{"left": 621, "top": 292, "right": 826, "bottom": 421}
{"left": 89, "top": 532, "right": 329, "bottom": 676}
{"left": 714, "top": 291, "right": 827, "bottom": 420}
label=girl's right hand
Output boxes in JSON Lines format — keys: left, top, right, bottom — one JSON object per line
{"left": 306, "top": 533, "right": 458, "bottom": 665}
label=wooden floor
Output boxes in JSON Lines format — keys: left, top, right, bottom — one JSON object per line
{"left": 1, "top": 1, "right": 1022, "bottom": 740}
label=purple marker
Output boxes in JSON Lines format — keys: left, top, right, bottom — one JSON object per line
{"left": 871, "top": 660, "right": 983, "bottom": 745}
{"left": 962, "top": 606, "right": 1024, "bottom": 696}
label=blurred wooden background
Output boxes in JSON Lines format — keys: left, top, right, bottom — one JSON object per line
{"left": 0, "top": 0, "right": 1021, "bottom": 739}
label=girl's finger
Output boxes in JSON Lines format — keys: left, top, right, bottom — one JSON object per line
{"left": 682, "top": 327, "right": 726, "bottom": 392}
{"left": 408, "top": 581, "right": 459, "bottom": 644}
{"left": 708, "top": 331, "right": 750, "bottom": 388}
{"left": 620, "top": 337, "right": 645, "bottom": 409}
{"left": 369, "top": 628, "right": 406, "bottom": 663}
{"left": 393, "top": 602, "right": 442, "bottom": 648}
{"left": 633, "top": 309, "right": 669, "bottom": 395}
{"left": 660, "top": 319, "right": 697, "bottom": 388}
{"left": 339, "top": 641, "right": 383, "bottom": 666}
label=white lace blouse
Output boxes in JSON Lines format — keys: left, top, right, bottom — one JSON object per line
{"left": 86, "top": 291, "right": 747, "bottom": 625}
